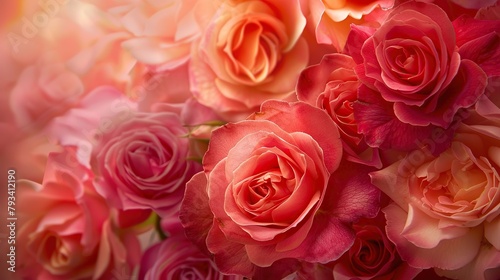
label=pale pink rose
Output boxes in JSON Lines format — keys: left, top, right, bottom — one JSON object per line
{"left": 332, "top": 214, "right": 422, "bottom": 280}
{"left": 93, "top": 110, "right": 201, "bottom": 217}
{"left": 135, "top": 63, "right": 193, "bottom": 112}
{"left": 139, "top": 234, "right": 242, "bottom": 280}
{"left": 190, "top": 0, "right": 309, "bottom": 121}
{"left": 0, "top": 36, "right": 28, "bottom": 125}
{"left": 346, "top": 1, "right": 487, "bottom": 152}
{"left": 370, "top": 122, "right": 500, "bottom": 278}
{"left": 17, "top": 148, "right": 140, "bottom": 280}
{"left": 306, "top": 0, "right": 394, "bottom": 50}
{"left": 9, "top": 58, "right": 84, "bottom": 131}
{"left": 180, "top": 100, "right": 380, "bottom": 277}
{"left": 3, "top": 0, "right": 135, "bottom": 92}
{"left": 21, "top": 0, "right": 141, "bottom": 93}
{"left": 43, "top": 86, "right": 138, "bottom": 168}
{"left": 65, "top": 30, "right": 138, "bottom": 93}
{"left": 297, "top": 53, "right": 381, "bottom": 168}
{"left": 114, "top": 0, "right": 204, "bottom": 70}
{"left": 0, "top": 131, "right": 61, "bottom": 183}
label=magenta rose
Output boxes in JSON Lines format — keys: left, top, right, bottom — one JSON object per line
{"left": 17, "top": 148, "right": 140, "bottom": 280}
{"left": 346, "top": 1, "right": 487, "bottom": 151}
{"left": 180, "top": 100, "right": 380, "bottom": 277}
{"left": 139, "top": 234, "right": 242, "bottom": 280}
{"left": 297, "top": 53, "right": 381, "bottom": 168}
{"left": 94, "top": 111, "right": 200, "bottom": 217}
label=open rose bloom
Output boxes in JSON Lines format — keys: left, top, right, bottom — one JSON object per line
{"left": 1, "top": 0, "right": 499, "bottom": 279}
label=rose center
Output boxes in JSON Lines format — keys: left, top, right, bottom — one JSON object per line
{"left": 38, "top": 233, "right": 81, "bottom": 273}
{"left": 224, "top": 16, "right": 285, "bottom": 84}
{"left": 127, "top": 146, "right": 165, "bottom": 178}
{"left": 386, "top": 45, "right": 422, "bottom": 83}
{"left": 418, "top": 157, "right": 488, "bottom": 215}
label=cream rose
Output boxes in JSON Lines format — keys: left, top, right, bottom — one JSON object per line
{"left": 371, "top": 123, "right": 500, "bottom": 278}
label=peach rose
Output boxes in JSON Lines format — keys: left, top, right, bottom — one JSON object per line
{"left": 370, "top": 122, "right": 500, "bottom": 278}
{"left": 17, "top": 148, "right": 140, "bottom": 279}
{"left": 190, "top": 0, "right": 309, "bottom": 120}
{"left": 306, "top": 0, "right": 394, "bottom": 50}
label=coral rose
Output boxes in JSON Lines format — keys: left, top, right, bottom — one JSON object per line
{"left": 297, "top": 53, "right": 381, "bottom": 168}
{"left": 190, "top": 0, "right": 309, "bottom": 120}
{"left": 180, "top": 100, "right": 380, "bottom": 277}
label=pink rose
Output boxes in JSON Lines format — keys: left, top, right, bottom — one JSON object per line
{"left": 135, "top": 63, "right": 193, "bottom": 112}
{"left": 9, "top": 59, "right": 84, "bottom": 131}
{"left": 17, "top": 148, "right": 140, "bottom": 279}
{"left": 139, "top": 234, "right": 242, "bottom": 280}
{"left": 347, "top": 1, "right": 487, "bottom": 152}
{"left": 332, "top": 214, "right": 422, "bottom": 280}
{"left": 94, "top": 111, "right": 201, "bottom": 217}
{"left": 190, "top": 0, "right": 309, "bottom": 120}
{"left": 370, "top": 122, "right": 500, "bottom": 278}
{"left": 307, "top": 0, "right": 394, "bottom": 50}
{"left": 297, "top": 53, "right": 381, "bottom": 168}
{"left": 180, "top": 100, "right": 380, "bottom": 277}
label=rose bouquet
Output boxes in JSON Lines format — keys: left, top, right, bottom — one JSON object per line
{"left": 0, "top": 0, "right": 499, "bottom": 279}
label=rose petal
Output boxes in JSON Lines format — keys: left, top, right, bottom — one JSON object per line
{"left": 249, "top": 100, "right": 342, "bottom": 173}
{"left": 384, "top": 203, "right": 482, "bottom": 270}
{"left": 206, "top": 223, "right": 255, "bottom": 276}
{"left": 355, "top": 85, "right": 453, "bottom": 152}
{"left": 401, "top": 204, "right": 469, "bottom": 249}
{"left": 459, "top": 32, "right": 500, "bottom": 77}
{"left": 485, "top": 215, "right": 500, "bottom": 251}
{"left": 435, "top": 242, "right": 500, "bottom": 280}
{"left": 179, "top": 172, "right": 214, "bottom": 256}
{"left": 245, "top": 216, "right": 355, "bottom": 266}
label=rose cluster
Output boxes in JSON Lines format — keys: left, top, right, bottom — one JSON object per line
{"left": 1, "top": 0, "right": 499, "bottom": 279}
